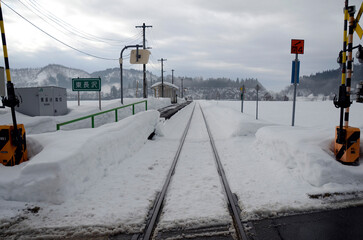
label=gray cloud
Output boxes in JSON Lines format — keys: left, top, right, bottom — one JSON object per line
{"left": 0, "top": 0, "right": 357, "bottom": 91}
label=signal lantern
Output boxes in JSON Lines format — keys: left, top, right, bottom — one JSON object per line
{"left": 356, "top": 82, "right": 363, "bottom": 103}
{"left": 356, "top": 45, "right": 363, "bottom": 63}
{"left": 337, "top": 50, "right": 343, "bottom": 65}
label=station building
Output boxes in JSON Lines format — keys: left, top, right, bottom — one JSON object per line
{"left": 151, "top": 82, "right": 179, "bottom": 103}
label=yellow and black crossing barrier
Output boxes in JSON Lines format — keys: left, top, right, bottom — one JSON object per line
{"left": 335, "top": 126, "right": 360, "bottom": 165}
{"left": 0, "top": 1, "right": 27, "bottom": 166}
{"left": 334, "top": 1, "right": 363, "bottom": 165}
{"left": 0, "top": 124, "right": 27, "bottom": 166}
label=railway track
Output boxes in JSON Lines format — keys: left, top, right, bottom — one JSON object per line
{"left": 135, "top": 102, "right": 248, "bottom": 240}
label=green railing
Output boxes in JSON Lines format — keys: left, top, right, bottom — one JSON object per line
{"left": 56, "top": 100, "right": 147, "bottom": 130}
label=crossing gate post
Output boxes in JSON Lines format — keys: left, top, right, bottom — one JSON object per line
{"left": 334, "top": 2, "right": 360, "bottom": 165}
{"left": 0, "top": 2, "right": 27, "bottom": 166}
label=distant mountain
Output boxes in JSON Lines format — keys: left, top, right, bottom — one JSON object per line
{"left": 9, "top": 64, "right": 272, "bottom": 100}
{"left": 10, "top": 64, "right": 150, "bottom": 99}
{"left": 11, "top": 64, "right": 90, "bottom": 88}
{"left": 10, "top": 63, "right": 363, "bottom": 101}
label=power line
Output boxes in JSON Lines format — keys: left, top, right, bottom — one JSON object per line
{"left": 20, "top": 0, "right": 143, "bottom": 46}
{"left": 148, "top": 55, "right": 160, "bottom": 72}
{"left": 2, "top": 1, "right": 118, "bottom": 61}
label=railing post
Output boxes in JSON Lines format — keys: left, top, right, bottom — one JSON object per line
{"left": 91, "top": 116, "right": 95, "bottom": 128}
{"left": 132, "top": 104, "right": 135, "bottom": 115}
{"left": 145, "top": 100, "right": 147, "bottom": 111}
{"left": 115, "top": 109, "right": 118, "bottom": 122}
{"left": 57, "top": 124, "right": 60, "bottom": 131}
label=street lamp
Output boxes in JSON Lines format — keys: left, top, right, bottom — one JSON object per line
{"left": 119, "top": 44, "right": 142, "bottom": 104}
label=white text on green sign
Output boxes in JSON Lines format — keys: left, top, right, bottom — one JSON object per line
{"left": 72, "top": 78, "right": 101, "bottom": 91}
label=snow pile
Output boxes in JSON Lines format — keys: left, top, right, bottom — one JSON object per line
{"left": 254, "top": 126, "right": 363, "bottom": 190}
{"left": 0, "top": 110, "right": 159, "bottom": 204}
{"left": 0, "top": 98, "right": 171, "bottom": 134}
{"left": 2, "top": 99, "right": 363, "bottom": 236}
{"left": 200, "top": 100, "right": 363, "bottom": 219}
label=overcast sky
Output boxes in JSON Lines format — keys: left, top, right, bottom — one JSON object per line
{"left": 0, "top": 0, "right": 360, "bottom": 91}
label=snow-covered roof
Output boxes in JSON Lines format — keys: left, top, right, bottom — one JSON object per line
{"left": 151, "top": 81, "right": 179, "bottom": 90}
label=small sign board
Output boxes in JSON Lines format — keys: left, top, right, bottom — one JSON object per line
{"left": 72, "top": 78, "right": 101, "bottom": 91}
{"left": 130, "top": 49, "right": 151, "bottom": 64}
{"left": 291, "top": 39, "right": 304, "bottom": 54}
{"left": 291, "top": 60, "right": 300, "bottom": 84}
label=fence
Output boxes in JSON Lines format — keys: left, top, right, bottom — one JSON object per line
{"left": 56, "top": 100, "right": 147, "bottom": 130}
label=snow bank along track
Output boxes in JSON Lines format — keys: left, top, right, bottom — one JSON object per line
{"left": 158, "top": 101, "right": 193, "bottom": 119}
{"left": 137, "top": 103, "right": 248, "bottom": 240}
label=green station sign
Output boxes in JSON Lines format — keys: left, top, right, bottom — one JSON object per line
{"left": 72, "top": 78, "right": 101, "bottom": 91}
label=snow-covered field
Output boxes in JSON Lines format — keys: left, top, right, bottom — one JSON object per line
{"left": 1, "top": 98, "right": 363, "bottom": 238}
{"left": 201, "top": 100, "right": 363, "bottom": 220}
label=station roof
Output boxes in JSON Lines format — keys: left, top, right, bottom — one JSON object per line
{"left": 151, "top": 81, "right": 179, "bottom": 90}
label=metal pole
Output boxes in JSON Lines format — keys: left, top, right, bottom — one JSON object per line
{"left": 120, "top": 58, "right": 123, "bottom": 105}
{"left": 334, "top": 0, "right": 349, "bottom": 144}
{"left": 136, "top": 81, "right": 138, "bottom": 98}
{"left": 344, "top": 6, "right": 355, "bottom": 128}
{"left": 172, "top": 69, "right": 174, "bottom": 84}
{"left": 142, "top": 29, "right": 147, "bottom": 98}
{"left": 0, "top": 1, "right": 19, "bottom": 133}
{"left": 181, "top": 77, "right": 184, "bottom": 98}
{"left": 341, "top": 0, "right": 348, "bottom": 131}
{"left": 161, "top": 60, "right": 164, "bottom": 97}
{"left": 99, "top": 91, "right": 101, "bottom": 110}
{"left": 241, "top": 85, "right": 244, "bottom": 113}
{"left": 256, "top": 85, "right": 259, "bottom": 119}
{"left": 150, "top": 72, "right": 153, "bottom": 86}
{"left": 120, "top": 44, "right": 142, "bottom": 105}
{"left": 158, "top": 58, "right": 167, "bottom": 97}
{"left": 78, "top": 91, "right": 80, "bottom": 106}
{"left": 292, "top": 53, "right": 298, "bottom": 126}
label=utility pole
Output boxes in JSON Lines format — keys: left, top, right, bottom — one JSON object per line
{"left": 172, "top": 69, "right": 174, "bottom": 84}
{"left": 181, "top": 77, "right": 184, "bottom": 98}
{"left": 256, "top": 84, "right": 260, "bottom": 120}
{"left": 241, "top": 85, "right": 245, "bottom": 113}
{"left": 150, "top": 72, "right": 153, "bottom": 87}
{"left": 158, "top": 58, "right": 167, "bottom": 97}
{"left": 135, "top": 23, "right": 152, "bottom": 98}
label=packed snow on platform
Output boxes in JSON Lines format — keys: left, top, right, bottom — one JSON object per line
{"left": 1, "top": 99, "right": 363, "bottom": 236}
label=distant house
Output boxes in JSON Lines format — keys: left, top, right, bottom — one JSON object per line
{"left": 15, "top": 86, "right": 67, "bottom": 116}
{"left": 151, "top": 82, "right": 179, "bottom": 103}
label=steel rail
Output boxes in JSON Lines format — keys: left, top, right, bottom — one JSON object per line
{"left": 140, "top": 102, "right": 196, "bottom": 240}
{"left": 199, "top": 103, "right": 249, "bottom": 240}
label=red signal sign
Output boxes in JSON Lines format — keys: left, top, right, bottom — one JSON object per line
{"left": 291, "top": 39, "right": 304, "bottom": 54}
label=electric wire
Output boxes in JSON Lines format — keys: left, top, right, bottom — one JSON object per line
{"left": 20, "top": 0, "right": 143, "bottom": 46}
{"left": 16, "top": 0, "right": 76, "bottom": 41}
{"left": 2, "top": 0, "right": 119, "bottom": 61}
{"left": 148, "top": 54, "right": 160, "bottom": 71}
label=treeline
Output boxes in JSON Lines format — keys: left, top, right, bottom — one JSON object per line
{"left": 282, "top": 64, "right": 363, "bottom": 97}
{"left": 167, "top": 76, "right": 264, "bottom": 90}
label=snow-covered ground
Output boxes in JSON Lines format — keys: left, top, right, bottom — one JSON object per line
{"left": 1, "top": 98, "right": 363, "bottom": 238}
{"left": 0, "top": 98, "right": 170, "bottom": 134}
{"left": 201, "top": 100, "right": 363, "bottom": 220}
{"left": 157, "top": 104, "right": 232, "bottom": 231}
